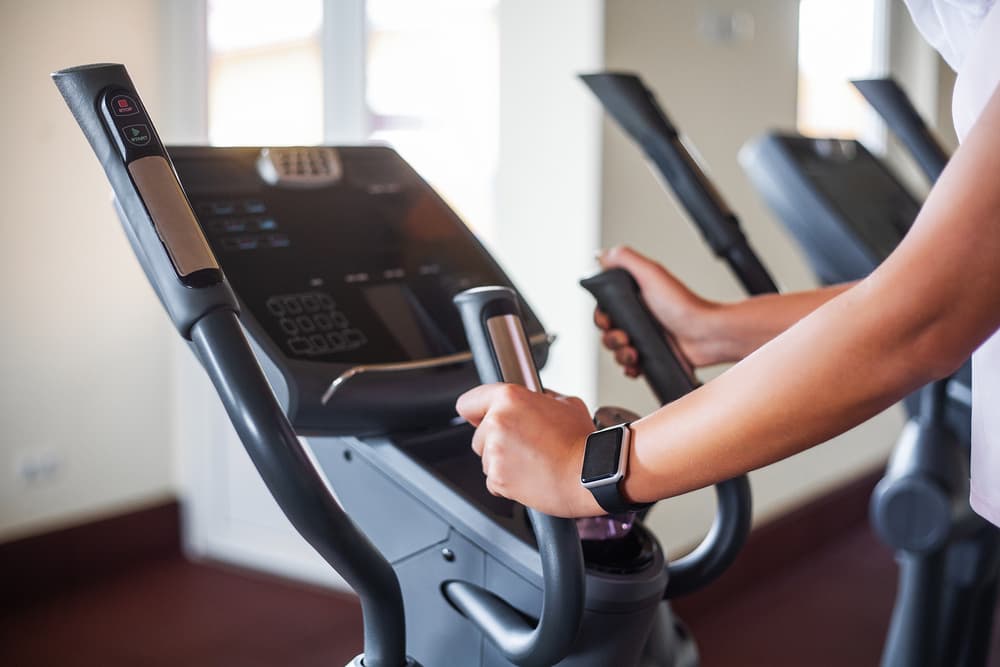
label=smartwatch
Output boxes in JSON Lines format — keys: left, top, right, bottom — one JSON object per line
{"left": 580, "top": 422, "right": 651, "bottom": 514}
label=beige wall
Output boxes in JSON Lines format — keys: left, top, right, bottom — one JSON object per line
{"left": 600, "top": 0, "right": 906, "bottom": 553}
{"left": 0, "top": 0, "right": 175, "bottom": 541}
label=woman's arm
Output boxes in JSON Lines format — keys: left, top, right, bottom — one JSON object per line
{"left": 457, "top": 83, "right": 1000, "bottom": 518}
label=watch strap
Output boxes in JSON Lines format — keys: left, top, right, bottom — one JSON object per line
{"left": 590, "top": 479, "right": 651, "bottom": 515}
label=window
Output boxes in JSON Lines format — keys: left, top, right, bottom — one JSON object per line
{"left": 797, "top": 0, "right": 887, "bottom": 147}
{"left": 206, "top": 0, "right": 499, "bottom": 238}
{"left": 207, "top": 0, "right": 324, "bottom": 146}
{"left": 366, "top": 0, "right": 499, "bottom": 238}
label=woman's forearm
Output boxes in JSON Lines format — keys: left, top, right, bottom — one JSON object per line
{"left": 706, "top": 283, "right": 855, "bottom": 363}
{"left": 624, "top": 279, "right": 938, "bottom": 502}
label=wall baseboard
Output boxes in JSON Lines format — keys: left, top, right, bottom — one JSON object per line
{"left": 0, "top": 466, "right": 885, "bottom": 613}
{"left": 0, "top": 500, "right": 181, "bottom": 608}
{"left": 673, "top": 466, "right": 884, "bottom": 619}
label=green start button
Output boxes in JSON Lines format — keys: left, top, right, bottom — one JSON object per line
{"left": 122, "top": 124, "right": 151, "bottom": 147}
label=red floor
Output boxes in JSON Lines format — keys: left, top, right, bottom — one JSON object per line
{"left": 1, "top": 524, "right": 997, "bottom": 666}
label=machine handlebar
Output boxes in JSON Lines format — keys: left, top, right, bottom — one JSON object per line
{"left": 581, "top": 71, "right": 779, "bottom": 296}
{"left": 449, "top": 287, "right": 585, "bottom": 667}
{"left": 580, "top": 269, "right": 696, "bottom": 403}
{"left": 852, "top": 78, "right": 949, "bottom": 183}
{"left": 579, "top": 269, "right": 752, "bottom": 597}
{"left": 53, "top": 63, "right": 414, "bottom": 667}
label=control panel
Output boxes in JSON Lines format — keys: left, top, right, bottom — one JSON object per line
{"left": 168, "top": 145, "right": 545, "bottom": 369}
{"left": 98, "top": 87, "right": 221, "bottom": 288}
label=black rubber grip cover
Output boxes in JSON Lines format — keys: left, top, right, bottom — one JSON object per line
{"left": 580, "top": 268, "right": 696, "bottom": 404}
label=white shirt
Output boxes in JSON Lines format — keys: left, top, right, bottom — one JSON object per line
{"left": 905, "top": 0, "right": 1000, "bottom": 526}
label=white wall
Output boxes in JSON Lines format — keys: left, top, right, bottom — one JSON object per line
{"left": 494, "top": 0, "right": 604, "bottom": 405}
{"left": 0, "top": 0, "right": 176, "bottom": 541}
{"left": 600, "top": 0, "right": 905, "bottom": 554}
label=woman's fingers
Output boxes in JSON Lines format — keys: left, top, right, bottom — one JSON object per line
{"left": 594, "top": 308, "right": 612, "bottom": 330}
{"left": 614, "top": 346, "right": 637, "bottom": 367}
{"left": 602, "top": 329, "right": 630, "bottom": 351}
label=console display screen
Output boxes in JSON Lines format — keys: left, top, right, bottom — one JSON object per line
{"left": 363, "top": 283, "right": 454, "bottom": 360}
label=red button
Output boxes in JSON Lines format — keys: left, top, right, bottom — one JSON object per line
{"left": 111, "top": 94, "right": 139, "bottom": 116}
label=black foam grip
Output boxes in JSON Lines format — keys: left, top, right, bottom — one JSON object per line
{"left": 580, "top": 268, "right": 697, "bottom": 404}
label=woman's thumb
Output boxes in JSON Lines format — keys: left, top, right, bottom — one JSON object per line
{"left": 597, "top": 245, "right": 663, "bottom": 289}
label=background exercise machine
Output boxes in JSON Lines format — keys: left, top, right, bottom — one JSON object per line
{"left": 741, "top": 77, "right": 999, "bottom": 667}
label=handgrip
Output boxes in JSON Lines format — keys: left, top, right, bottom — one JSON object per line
{"left": 852, "top": 78, "right": 949, "bottom": 183}
{"left": 580, "top": 268, "right": 753, "bottom": 597}
{"left": 580, "top": 268, "right": 696, "bottom": 404}
{"left": 580, "top": 71, "right": 779, "bottom": 296}
{"left": 52, "top": 63, "right": 235, "bottom": 336}
{"left": 450, "top": 287, "right": 585, "bottom": 667}
{"left": 55, "top": 63, "right": 413, "bottom": 667}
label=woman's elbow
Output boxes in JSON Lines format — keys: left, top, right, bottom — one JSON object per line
{"left": 907, "top": 325, "right": 971, "bottom": 384}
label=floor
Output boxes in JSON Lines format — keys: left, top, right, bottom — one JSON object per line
{"left": 2, "top": 525, "right": 998, "bottom": 666}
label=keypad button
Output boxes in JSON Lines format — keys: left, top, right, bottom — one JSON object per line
{"left": 296, "top": 316, "right": 316, "bottom": 333}
{"left": 343, "top": 329, "right": 367, "bottom": 349}
{"left": 332, "top": 311, "right": 349, "bottom": 329}
{"left": 317, "top": 294, "right": 336, "bottom": 310}
{"left": 326, "top": 331, "right": 345, "bottom": 350}
{"left": 266, "top": 298, "right": 285, "bottom": 317}
{"left": 279, "top": 318, "right": 299, "bottom": 335}
{"left": 300, "top": 295, "right": 319, "bottom": 312}
{"left": 111, "top": 94, "right": 139, "bottom": 116}
{"left": 122, "top": 124, "right": 151, "bottom": 147}
{"left": 313, "top": 313, "right": 333, "bottom": 330}
{"left": 288, "top": 337, "right": 312, "bottom": 354}
{"left": 283, "top": 297, "right": 303, "bottom": 315}
{"left": 309, "top": 334, "right": 330, "bottom": 352}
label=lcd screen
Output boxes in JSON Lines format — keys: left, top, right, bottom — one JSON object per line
{"left": 363, "top": 283, "right": 450, "bottom": 360}
{"left": 581, "top": 428, "right": 623, "bottom": 484}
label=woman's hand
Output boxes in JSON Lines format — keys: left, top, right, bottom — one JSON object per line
{"left": 455, "top": 384, "right": 604, "bottom": 518}
{"left": 595, "top": 245, "right": 726, "bottom": 375}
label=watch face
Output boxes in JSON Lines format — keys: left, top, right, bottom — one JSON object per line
{"left": 581, "top": 427, "right": 624, "bottom": 484}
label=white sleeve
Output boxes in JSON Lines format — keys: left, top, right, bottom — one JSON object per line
{"left": 903, "top": 0, "right": 996, "bottom": 71}
{"left": 952, "top": 2, "right": 1000, "bottom": 141}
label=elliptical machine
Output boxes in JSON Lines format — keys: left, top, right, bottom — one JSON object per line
{"left": 739, "top": 77, "right": 1000, "bottom": 667}
{"left": 53, "top": 62, "right": 754, "bottom": 667}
